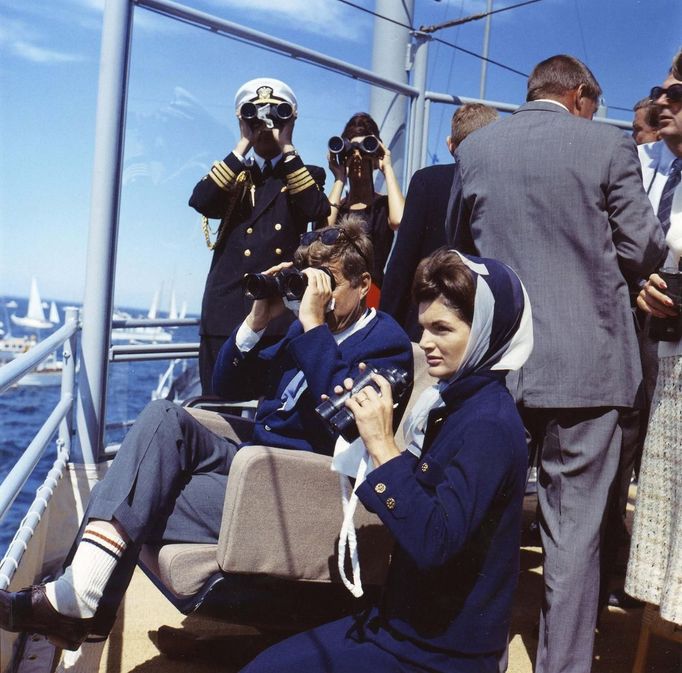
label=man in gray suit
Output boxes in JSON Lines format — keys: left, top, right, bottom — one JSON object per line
{"left": 447, "top": 55, "right": 667, "bottom": 673}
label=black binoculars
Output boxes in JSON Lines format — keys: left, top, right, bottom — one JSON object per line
{"left": 315, "top": 366, "right": 411, "bottom": 443}
{"left": 240, "top": 101, "right": 294, "bottom": 129}
{"left": 328, "top": 135, "right": 381, "bottom": 164}
{"left": 243, "top": 267, "right": 335, "bottom": 301}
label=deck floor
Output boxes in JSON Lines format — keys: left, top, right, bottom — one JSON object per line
{"left": 61, "top": 491, "right": 681, "bottom": 672}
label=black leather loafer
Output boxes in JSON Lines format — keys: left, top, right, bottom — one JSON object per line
{"left": 0, "top": 585, "right": 94, "bottom": 650}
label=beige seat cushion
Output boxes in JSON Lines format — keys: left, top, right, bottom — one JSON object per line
{"left": 143, "top": 342, "right": 434, "bottom": 597}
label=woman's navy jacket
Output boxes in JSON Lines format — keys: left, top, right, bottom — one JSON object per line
{"left": 356, "top": 370, "right": 527, "bottom": 657}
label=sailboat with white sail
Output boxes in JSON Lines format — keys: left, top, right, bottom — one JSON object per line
{"left": 10, "top": 277, "right": 52, "bottom": 330}
{"left": 111, "top": 287, "right": 173, "bottom": 343}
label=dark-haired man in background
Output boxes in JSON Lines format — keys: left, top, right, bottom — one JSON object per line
{"left": 632, "top": 96, "right": 660, "bottom": 145}
{"left": 447, "top": 54, "right": 666, "bottom": 673}
{"left": 380, "top": 103, "right": 498, "bottom": 340}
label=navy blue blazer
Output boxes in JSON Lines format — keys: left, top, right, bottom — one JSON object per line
{"left": 356, "top": 371, "right": 527, "bottom": 658}
{"left": 212, "top": 311, "right": 414, "bottom": 455}
{"left": 380, "top": 164, "right": 453, "bottom": 340}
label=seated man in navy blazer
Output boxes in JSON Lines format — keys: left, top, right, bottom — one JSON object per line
{"left": 0, "top": 216, "right": 413, "bottom": 673}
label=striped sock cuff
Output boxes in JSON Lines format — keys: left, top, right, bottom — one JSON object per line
{"left": 81, "top": 526, "right": 126, "bottom": 561}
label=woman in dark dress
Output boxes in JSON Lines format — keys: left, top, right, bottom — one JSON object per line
{"left": 239, "top": 249, "right": 534, "bottom": 673}
{"left": 327, "top": 112, "right": 405, "bottom": 299}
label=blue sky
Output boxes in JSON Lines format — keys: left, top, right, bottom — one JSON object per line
{"left": 0, "top": 0, "right": 679, "bottom": 315}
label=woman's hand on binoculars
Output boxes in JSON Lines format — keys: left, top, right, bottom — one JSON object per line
{"left": 298, "top": 267, "right": 334, "bottom": 332}
{"left": 637, "top": 273, "right": 678, "bottom": 318}
{"left": 346, "top": 373, "right": 400, "bottom": 466}
{"left": 327, "top": 151, "right": 347, "bottom": 182}
{"left": 245, "top": 262, "right": 292, "bottom": 332}
{"left": 376, "top": 142, "right": 392, "bottom": 173}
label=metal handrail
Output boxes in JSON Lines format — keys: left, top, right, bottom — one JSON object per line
{"left": 0, "top": 320, "right": 78, "bottom": 394}
{"left": 135, "top": 0, "right": 419, "bottom": 98}
{"left": 111, "top": 317, "right": 199, "bottom": 329}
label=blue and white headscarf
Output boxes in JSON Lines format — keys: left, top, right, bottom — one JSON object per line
{"left": 402, "top": 251, "right": 533, "bottom": 458}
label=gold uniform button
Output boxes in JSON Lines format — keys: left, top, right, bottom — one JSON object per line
{"left": 244, "top": 249, "right": 251, "bottom": 257}
{"left": 274, "top": 223, "right": 282, "bottom": 231}
{"left": 264, "top": 424, "right": 271, "bottom": 431}
{"left": 374, "top": 483, "right": 386, "bottom": 494}
{"left": 385, "top": 497, "right": 396, "bottom": 510}
{"left": 275, "top": 248, "right": 282, "bottom": 255}
{"left": 246, "top": 227, "right": 253, "bottom": 234}
{"left": 420, "top": 462, "right": 429, "bottom": 472}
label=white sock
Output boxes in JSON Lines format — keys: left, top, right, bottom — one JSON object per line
{"left": 55, "top": 638, "right": 107, "bottom": 672}
{"left": 45, "top": 524, "right": 127, "bottom": 618}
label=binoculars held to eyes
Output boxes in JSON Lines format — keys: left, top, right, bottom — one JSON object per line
{"left": 240, "top": 101, "right": 294, "bottom": 129}
{"left": 328, "top": 135, "right": 381, "bottom": 165}
{"left": 243, "top": 267, "right": 336, "bottom": 301}
{"left": 315, "top": 366, "right": 412, "bottom": 443}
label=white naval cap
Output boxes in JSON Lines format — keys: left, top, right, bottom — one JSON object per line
{"left": 234, "top": 78, "right": 298, "bottom": 113}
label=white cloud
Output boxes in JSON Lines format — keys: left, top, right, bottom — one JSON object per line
{"left": 204, "top": 0, "right": 369, "bottom": 41}
{"left": 0, "top": 18, "right": 83, "bottom": 64}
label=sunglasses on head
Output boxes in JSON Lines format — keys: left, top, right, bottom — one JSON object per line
{"left": 300, "top": 229, "right": 370, "bottom": 270}
{"left": 650, "top": 84, "right": 682, "bottom": 103}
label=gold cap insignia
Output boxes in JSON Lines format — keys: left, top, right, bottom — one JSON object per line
{"left": 256, "top": 86, "right": 274, "bottom": 102}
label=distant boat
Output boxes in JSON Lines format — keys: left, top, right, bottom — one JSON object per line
{"left": 111, "top": 288, "right": 172, "bottom": 343}
{"left": 49, "top": 301, "right": 60, "bottom": 324}
{"left": 5, "top": 300, "right": 17, "bottom": 309}
{"left": 10, "top": 278, "right": 52, "bottom": 330}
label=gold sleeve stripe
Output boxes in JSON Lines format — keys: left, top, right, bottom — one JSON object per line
{"left": 288, "top": 174, "right": 315, "bottom": 189}
{"left": 288, "top": 178, "right": 317, "bottom": 194}
{"left": 286, "top": 167, "right": 308, "bottom": 180}
{"left": 209, "top": 163, "right": 236, "bottom": 190}
{"left": 213, "top": 161, "right": 235, "bottom": 182}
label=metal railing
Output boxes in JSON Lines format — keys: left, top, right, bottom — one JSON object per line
{"left": 0, "top": 310, "right": 200, "bottom": 588}
{"left": 0, "top": 307, "right": 78, "bottom": 590}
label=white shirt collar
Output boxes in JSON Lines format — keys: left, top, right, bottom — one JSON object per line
{"left": 533, "top": 98, "right": 570, "bottom": 113}
{"left": 253, "top": 153, "right": 282, "bottom": 171}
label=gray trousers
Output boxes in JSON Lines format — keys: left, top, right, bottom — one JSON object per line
{"left": 66, "top": 400, "right": 243, "bottom": 635}
{"left": 522, "top": 407, "right": 621, "bottom": 673}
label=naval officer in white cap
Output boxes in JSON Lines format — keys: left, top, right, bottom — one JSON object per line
{"left": 190, "top": 77, "right": 330, "bottom": 393}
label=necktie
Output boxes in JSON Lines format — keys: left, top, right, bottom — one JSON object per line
{"left": 261, "top": 159, "right": 273, "bottom": 181}
{"left": 657, "top": 157, "right": 682, "bottom": 235}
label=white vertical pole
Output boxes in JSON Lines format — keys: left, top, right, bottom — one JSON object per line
{"left": 74, "top": 0, "right": 133, "bottom": 464}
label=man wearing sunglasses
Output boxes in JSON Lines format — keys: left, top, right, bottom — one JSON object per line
{"left": 189, "top": 78, "right": 331, "bottom": 394}
{"left": 0, "top": 217, "right": 413, "bottom": 671}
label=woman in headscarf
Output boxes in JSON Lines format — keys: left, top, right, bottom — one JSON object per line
{"left": 240, "top": 248, "right": 533, "bottom": 673}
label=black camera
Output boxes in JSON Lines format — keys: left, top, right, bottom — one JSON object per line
{"left": 328, "top": 135, "right": 381, "bottom": 165}
{"left": 240, "top": 101, "right": 294, "bottom": 129}
{"left": 243, "top": 267, "right": 335, "bottom": 301}
{"left": 315, "top": 366, "right": 411, "bottom": 443}
{"left": 648, "top": 266, "right": 682, "bottom": 341}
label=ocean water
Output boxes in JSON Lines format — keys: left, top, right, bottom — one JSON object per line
{"left": 0, "top": 297, "right": 200, "bottom": 552}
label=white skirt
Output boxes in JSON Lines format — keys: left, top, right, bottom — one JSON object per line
{"left": 625, "top": 354, "right": 682, "bottom": 625}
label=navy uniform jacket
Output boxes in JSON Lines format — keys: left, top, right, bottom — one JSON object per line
{"left": 212, "top": 311, "right": 413, "bottom": 456}
{"left": 380, "top": 164, "right": 453, "bottom": 340}
{"left": 189, "top": 153, "right": 330, "bottom": 337}
{"left": 356, "top": 371, "right": 527, "bottom": 659}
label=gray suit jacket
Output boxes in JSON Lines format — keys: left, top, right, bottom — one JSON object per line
{"left": 448, "top": 101, "right": 667, "bottom": 408}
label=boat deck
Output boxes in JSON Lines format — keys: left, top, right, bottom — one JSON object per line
{"left": 92, "top": 489, "right": 681, "bottom": 673}
{"left": 37, "top": 490, "right": 682, "bottom": 672}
